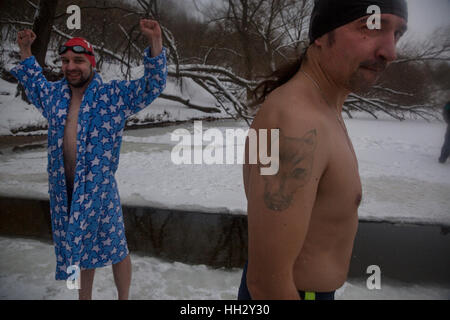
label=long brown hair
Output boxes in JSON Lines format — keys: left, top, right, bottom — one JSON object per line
{"left": 252, "top": 48, "right": 308, "bottom": 106}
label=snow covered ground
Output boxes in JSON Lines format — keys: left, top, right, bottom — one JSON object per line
{"left": 0, "top": 237, "right": 448, "bottom": 300}
{"left": 0, "top": 117, "right": 449, "bottom": 226}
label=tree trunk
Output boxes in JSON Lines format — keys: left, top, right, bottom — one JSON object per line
{"left": 31, "top": 0, "right": 58, "bottom": 67}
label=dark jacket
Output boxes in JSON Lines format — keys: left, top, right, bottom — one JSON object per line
{"left": 444, "top": 102, "right": 450, "bottom": 124}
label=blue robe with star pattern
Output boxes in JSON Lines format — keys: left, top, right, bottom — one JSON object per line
{"left": 10, "top": 47, "right": 167, "bottom": 280}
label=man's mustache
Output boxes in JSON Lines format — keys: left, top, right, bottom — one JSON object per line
{"left": 359, "top": 60, "right": 387, "bottom": 72}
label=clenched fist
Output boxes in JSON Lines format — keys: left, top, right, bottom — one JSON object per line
{"left": 140, "top": 19, "right": 163, "bottom": 57}
{"left": 17, "top": 29, "right": 36, "bottom": 60}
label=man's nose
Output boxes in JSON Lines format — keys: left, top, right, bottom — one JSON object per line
{"left": 66, "top": 61, "right": 77, "bottom": 70}
{"left": 375, "top": 32, "right": 398, "bottom": 63}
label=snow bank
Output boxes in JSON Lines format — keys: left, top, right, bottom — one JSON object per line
{"left": 0, "top": 237, "right": 448, "bottom": 300}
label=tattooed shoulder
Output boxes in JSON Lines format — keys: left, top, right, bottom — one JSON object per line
{"left": 262, "top": 129, "right": 317, "bottom": 212}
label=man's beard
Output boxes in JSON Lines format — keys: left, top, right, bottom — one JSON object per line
{"left": 66, "top": 67, "right": 93, "bottom": 88}
{"left": 347, "top": 59, "right": 387, "bottom": 95}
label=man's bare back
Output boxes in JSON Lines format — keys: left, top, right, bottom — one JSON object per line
{"left": 243, "top": 72, "right": 362, "bottom": 295}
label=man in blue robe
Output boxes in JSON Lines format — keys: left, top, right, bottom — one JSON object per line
{"left": 10, "top": 19, "right": 167, "bottom": 299}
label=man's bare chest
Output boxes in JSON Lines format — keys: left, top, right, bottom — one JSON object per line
{"left": 63, "top": 99, "right": 81, "bottom": 159}
{"left": 319, "top": 134, "right": 362, "bottom": 211}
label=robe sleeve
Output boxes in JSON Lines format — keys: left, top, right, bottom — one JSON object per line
{"left": 10, "top": 56, "right": 54, "bottom": 120}
{"left": 111, "top": 46, "right": 167, "bottom": 119}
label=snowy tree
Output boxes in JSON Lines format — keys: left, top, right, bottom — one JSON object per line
{"left": 1, "top": 0, "right": 448, "bottom": 122}
{"left": 31, "top": 0, "right": 59, "bottom": 67}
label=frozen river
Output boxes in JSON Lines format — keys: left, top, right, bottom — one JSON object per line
{"left": 0, "top": 118, "right": 449, "bottom": 225}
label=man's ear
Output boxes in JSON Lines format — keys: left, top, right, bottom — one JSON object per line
{"left": 314, "top": 31, "right": 335, "bottom": 49}
{"left": 313, "top": 38, "right": 323, "bottom": 48}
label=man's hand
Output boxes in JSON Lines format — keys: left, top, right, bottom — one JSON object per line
{"left": 140, "top": 19, "right": 163, "bottom": 57}
{"left": 17, "top": 29, "right": 36, "bottom": 61}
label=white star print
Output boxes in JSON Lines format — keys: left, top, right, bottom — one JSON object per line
{"left": 91, "top": 127, "right": 99, "bottom": 138}
{"left": 57, "top": 109, "right": 67, "bottom": 118}
{"left": 86, "top": 171, "right": 94, "bottom": 182}
{"left": 100, "top": 94, "right": 108, "bottom": 103}
{"left": 102, "top": 215, "right": 111, "bottom": 224}
{"left": 116, "top": 96, "right": 125, "bottom": 108}
{"left": 102, "top": 122, "right": 112, "bottom": 131}
{"left": 86, "top": 143, "right": 95, "bottom": 153}
{"left": 74, "top": 236, "right": 82, "bottom": 245}
{"left": 103, "top": 150, "right": 112, "bottom": 160}
{"left": 91, "top": 156, "right": 100, "bottom": 167}
{"left": 113, "top": 115, "right": 122, "bottom": 124}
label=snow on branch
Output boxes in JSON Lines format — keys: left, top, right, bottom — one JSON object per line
{"left": 346, "top": 94, "right": 439, "bottom": 121}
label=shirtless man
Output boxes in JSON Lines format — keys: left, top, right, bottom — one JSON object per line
{"left": 13, "top": 20, "right": 167, "bottom": 299}
{"left": 238, "top": 0, "right": 408, "bottom": 300}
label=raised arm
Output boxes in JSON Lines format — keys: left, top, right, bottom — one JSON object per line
{"left": 10, "top": 29, "right": 53, "bottom": 120}
{"left": 17, "top": 29, "right": 35, "bottom": 61}
{"left": 140, "top": 19, "right": 163, "bottom": 58}
{"left": 107, "top": 19, "right": 167, "bottom": 120}
{"left": 245, "top": 107, "right": 329, "bottom": 300}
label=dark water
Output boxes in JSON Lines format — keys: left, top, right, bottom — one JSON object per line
{"left": 349, "top": 221, "right": 450, "bottom": 285}
{"left": 0, "top": 199, "right": 449, "bottom": 286}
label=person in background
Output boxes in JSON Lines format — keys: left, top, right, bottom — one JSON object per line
{"left": 439, "top": 101, "right": 450, "bottom": 163}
